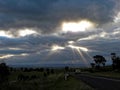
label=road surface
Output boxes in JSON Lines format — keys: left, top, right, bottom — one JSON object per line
{"left": 73, "top": 73, "right": 120, "bottom": 90}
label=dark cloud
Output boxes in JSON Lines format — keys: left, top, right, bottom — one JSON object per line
{"left": 5, "top": 38, "right": 120, "bottom": 66}
{"left": 0, "top": 0, "right": 117, "bottom": 33}
{"left": 5, "top": 48, "right": 91, "bottom": 67}
{"left": 0, "top": 36, "right": 27, "bottom": 47}
{"left": 1, "top": 0, "right": 120, "bottom": 66}
{"left": 1, "top": 32, "right": 120, "bottom": 66}
{"left": 52, "top": 0, "right": 115, "bottom": 23}
{"left": 0, "top": 49, "right": 33, "bottom": 55}
{"left": 0, "top": 34, "right": 68, "bottom": 50}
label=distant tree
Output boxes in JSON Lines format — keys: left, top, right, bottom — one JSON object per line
{"left": 40, "top": 68, "right": 44, "bottom": 72}
{"left": 115, "top": 57, "right": 120, "bottom": 70}
{"left": 93, "top": 55, "right": 106, "bottom": 69}
{"left": 20, "top": 67, "right": 24, "bottom": 71}
{"left": 43, "top": 72, "right": 47, "bottom": 77}
{"left": 24, "top": 68, "right": 29, "bottom": 72}
{"left": 65, "top": 66, "right": 69, "bottom": 72}
{"left": 111, "top": 53, "right": 120, "bottom": 70}
{"left": 29, "top": 68, "right": 33, "bottom": 72}
{"left": 35, "top": 68, "right": 39, "bottom": 71}
{"left": 90, "top": 63, "right": 95, "bottom": 68}
{"left": 46, "top": 68, "right": 50, "bottom": 75}
{"left": 0, "top": 63, "right": 9, "bottom": 83}
{"left": 51, "top": 69, "right": 55, "bottom": 74}
{"left": 9, "top": 67, "right": 13, "bottom": 72}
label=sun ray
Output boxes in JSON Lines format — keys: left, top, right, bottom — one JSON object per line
{"left": 67, "top": 44, "right": 90, "bottom": 66}
{"left": 43, "top": 45, "right": 65, "bottom": 61}
{"left": 0, "top": 55, "right": 15, "bottom": 59}
{"left": 77, "top": 49, "right": 90, "bottom": 65}
{"left": 68, "top": 45, "right": 88, "bottom": 52}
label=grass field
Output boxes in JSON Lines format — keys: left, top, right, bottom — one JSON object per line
{"left": 0, "top": 70, "right": 94, "bottom": 90}
{"left": 84, "top": 66, "right": 120, "bottom": 79}
{"left": 49, "top": 75, "right": 94, "bottom": 90}
{"left": 89, "top": 71, "right": 120, "bottom": 79}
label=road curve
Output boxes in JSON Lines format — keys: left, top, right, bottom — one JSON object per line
{"left": 73, "top": 73, "right": 120, "bottom": 90}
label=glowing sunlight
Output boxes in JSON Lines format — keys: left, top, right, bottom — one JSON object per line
{"left": 0, "top": 31, "right": 13, "bottom": 38}
{"left": 18, "top": 29, "right": 37, "bottom": 37}
{"left": 68, "top": 45, "right": 88, "bottom": 52}
{"left": 67, "top": 44, "right": 90, "bottom": 65}
{"left": 0, "top": 55, "right": 14, "bottom": 59}
{"left": 62, "top": 20, "right": 95, "bottom": 32}
{"left": 51, "top": 45, "right": 65, "bottom": 51}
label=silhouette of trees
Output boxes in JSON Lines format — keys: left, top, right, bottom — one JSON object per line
{"left": 43, "top": 72, "right": 47, "bottom": 77}
{"left": 51, "top": 69, "right": 54, "bottom": 74}
{"left": 40, "top": 68, "right": 44, "bottom": 72}
{"left": 46, "top": 68, "right": 50, "bottom": 75}
{"left": 0, "top": 63, "right": 9, "bottom": 83}
{"left": 93, "top": 55, "right": 106, "bottom": 69}
{"left": 111, "top": 53, "right": 120, "bottom": 70}
{"left": 65, "top": 66, "right": 69, "bottom": 72}
{"left": 90, "top": 63, "right": 95, "bottom": 68}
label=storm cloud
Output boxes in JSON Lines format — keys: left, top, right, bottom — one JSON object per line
{"left": 0, "top": 0, "right": 118, "bottom": 33}
{"left": 1, "top": 0, "right": 120, "bottom": 67}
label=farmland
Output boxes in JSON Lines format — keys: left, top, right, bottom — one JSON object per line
{"left": 0, "top": 68, "right": 93, "bottom": 90}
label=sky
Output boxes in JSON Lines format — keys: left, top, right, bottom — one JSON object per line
{"left": 0, "top": 0, "right": 120, "bottom": 67}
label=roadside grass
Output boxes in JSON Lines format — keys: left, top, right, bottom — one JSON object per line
{"left": 81, "top": 66, "right": 120, "bottom": 79}
{"left": 83, "top": 66, "right": 120, "bottom": 79}
{"left": 8, "top": 71, "right": 43, "bottom": 81}
{"left": 48, "top": 75, "right": 94, "bottom": 90}
{"left": 89, "top": 71, "right": 120, "bottom": 79}
{"left": 0, "top": 71, "right": 94, "bottom": 90}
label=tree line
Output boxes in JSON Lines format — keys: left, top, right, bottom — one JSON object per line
{"left": 91, "top": 53, "right": 120, "bottom": 71}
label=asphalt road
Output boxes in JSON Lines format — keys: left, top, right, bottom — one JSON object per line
{"left": 73, "top": 73, "right": 120, "bottom": 90}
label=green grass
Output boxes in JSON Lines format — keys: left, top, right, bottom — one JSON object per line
{"left": 89, "top": 71, "right": 120, "bottom": 79}
{"left": 49, "top": 75, "right": 94, "bottom": 90}
{"left": 0, "top": 71, "right": 94, "bottom": 90}
{"left": 8, "top": 71, "right": 43, "bottom": 81}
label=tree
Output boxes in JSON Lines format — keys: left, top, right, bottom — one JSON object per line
{"left": 111, "top": 53, "right": 120, "bottom": 70}
{"left": 0, "top": 63, "right": 9, "bottom": 83}
{"left": 46, "top": 68, "right": 50, "bottom": 75}
{"left": 90, "top": 63, "right": 95, "bottom": 68}
{"left": 93, "top": 55, "right": 106, "bottom": 69}
{"left": 51, "top": 69, "right": 55, "bottom": 74}
{"left": 115, "top": 57, "right": 120, "bottom": 70}
{"left": 40, "top": 68, "right": 44, "bottom": 72}
{"left": 65, "top": 66, "right": 69, "bottom": 72}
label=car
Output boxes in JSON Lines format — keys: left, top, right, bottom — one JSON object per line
{"left": 75, "top": 69, "right": 81, "bottom": 74}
